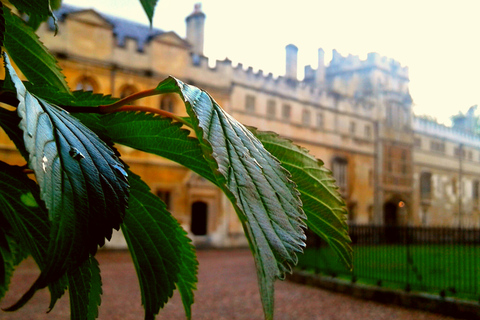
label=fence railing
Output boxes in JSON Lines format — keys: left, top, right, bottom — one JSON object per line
{"left": 298, "top": 225, "right": 480, "bottom": 301}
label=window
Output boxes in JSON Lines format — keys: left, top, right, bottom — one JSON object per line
{"left": 364, "top": 125, "right": 371, "bottom": 138}
{"left": 282, "top": 104, "right": 291, "bottom": 120}
{"left": 316, "top": 112, "right": 324, "bottom": 129}
{"left": 156, "top": 190, "right": 171, "bottom": 210}
{"left": 430, "top": 140, "right": 445, "bottom": 153}
{"left": 75, "top": 76, "right": 97, "bottom": 92}
{"left": 302, "top": 109, "right": 311, "bottom": 126}
{"left": 349, "top": 121, "right": 356, "bottom": 135}
{"left": 414, "top": 137, "right": 422, "bottom": 148}
{"left": 420, "top": 172, "right": 432, "bottom": 199}
{"left": 331, "top": 157, "right": 348, "bottom": 194}
{"left": 454, "top": 146, "right": 466, "bottom": 158}
{"left": 160, "top": 95, "right": 175, "bottom": 112}
{"left": 266, "top": 100, "right": 276, "bottom": 118}
{"left": 245, "top": 95, "right": 255, "bottom": 112}
{"left": 473, "top": 181, "right": 480, "bottom": 207}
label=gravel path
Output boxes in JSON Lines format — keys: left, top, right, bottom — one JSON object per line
{"left": 2, "top": 249, "right": 456, "bottom": 319}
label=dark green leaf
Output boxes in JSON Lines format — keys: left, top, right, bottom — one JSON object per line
{"left": 155, "top": 77, "right": 306, "bottom": 319}
{"left": 67, "top": 256, "right": 102, "bottom": 320}
{"left": 75, "top": 112, "right": 216, "bottom": 184}
{"left": 249, "top": 128, "right": 352, "bottom": 269}
{"left": 138, "top": 0, "right": 158, "bottom": 26}
{"left": 3, "top": 53, "right": 129, "bottom": 310}
{"left": 0, "top": 2, "right": 5, "bottom": 48}
{"left": 0, "top": 107, "right": 29, "bottom": 161}
{"left": 175, "top": 226, "right": 197, "bottom": 320}
{"left": 122, "top": 171, "right": 197, "bottom": 320}
{"left": 0, "top": 161, "right": 67, "bottom": 309}
{"left": 9, "top": 0, "right": 55, "bottom": 30}
{"left": 0, "top": 226, "right": 25, "bottom": 301}
{"left": 2, "top": 7, "right": 69, "bottom": 93}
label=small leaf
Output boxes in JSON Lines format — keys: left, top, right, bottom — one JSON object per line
{"left": 155, "top": 77, "right": 306, "bottom": 319}
{"left": 3, "top": 53, "right": 129, "bottom": 310}
{"left": 2, "top": 7, "right": 69, "bottom": 93}
{"left": 121, "top": 171, "right": 197, "bottom": 320}
{"left": 67, "top": 256, "right": 102, "bottom": 320}
{"left": 138, "top": 0, "right": 158, "bottom": 26}
{"left": 249, "top": 128, "right": 352, "bottom": 269}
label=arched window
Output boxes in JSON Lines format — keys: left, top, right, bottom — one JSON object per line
{"left": 331, "top": 157, "right": 348, "bottom": 195}
{"left": 75, "top": 76, "right": 98, "bottom": 92}
{"left": 160, "top": 95, "right": 175, "bottom": 113}
{"left": 420, "top": 172, "right": 432, "bottom": 199}
{"left": 191, "top": 201, "right": 208, "bottom": 236}
{"left": 119, "top": 85, "right": 137, "bottom": 100}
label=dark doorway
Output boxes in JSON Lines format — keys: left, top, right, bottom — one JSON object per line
{"left": 384, "top": 201, "right": 399, "bottom": 243}
{"left": 384, "top": 202, "right": 398, "bottom": 226}
{"left": 191, "top": 201, "right": 208, "bottom": 236}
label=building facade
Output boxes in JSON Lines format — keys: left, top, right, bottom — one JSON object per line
{"left": 1, "top": 4, "right": 480, "bottom": 247}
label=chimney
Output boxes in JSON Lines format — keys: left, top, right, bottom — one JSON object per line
{"left": 285, "top": 44, "right": 298, "bottom": 80}
{"left": 186, "top": 3, "right": 206, "bottom": 55}
{"left": 316, "top": 48, "right": 325, "bottom": 86}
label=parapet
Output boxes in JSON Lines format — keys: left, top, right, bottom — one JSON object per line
{"left": 328, "top": 50, "right": 409, "bottom": 80}
{"left": 413, "top": 116, "right": 480, "bottom": 148}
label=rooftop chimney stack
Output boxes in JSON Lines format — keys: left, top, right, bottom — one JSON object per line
{"left": 316, "top": 48, "right": 325, "bottom": 86}
{"left": 285, "top": 44, "right": 298, "bottom": 80}
{"left": 186, "top": 3, "right": 206, "bottom": 56}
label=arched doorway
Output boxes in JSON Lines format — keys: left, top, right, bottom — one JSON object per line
{"left": 384, "top": 201, "right": 400, "bottom": 243}
{"left": 191, "top": 201, "right": 208, "bottom": 236}
{"left": 384, "top": 202, "right": 398, "bottom": 226}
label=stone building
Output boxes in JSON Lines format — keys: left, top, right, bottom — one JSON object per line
{"left": 1, "top": 4, "right": 479, "bottom": 247}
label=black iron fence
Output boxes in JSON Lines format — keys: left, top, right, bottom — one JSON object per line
{"left": 298, "top": 225, "right": 480, "bottom": 301}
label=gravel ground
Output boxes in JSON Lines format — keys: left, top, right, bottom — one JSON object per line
{"left": 1, "top": 249, "right": 456, "bottom": 320}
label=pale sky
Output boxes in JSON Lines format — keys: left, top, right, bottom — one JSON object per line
{"left": 63, "top": 0, "right": 480, "bottom": 125}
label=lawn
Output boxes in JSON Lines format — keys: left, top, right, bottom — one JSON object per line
{"left": 297, "top": 244, "right": 480, "bottom": 301}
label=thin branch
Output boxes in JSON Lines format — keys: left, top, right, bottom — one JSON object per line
{"left": 99, "top": 88, "right": 159, "bottom": 113}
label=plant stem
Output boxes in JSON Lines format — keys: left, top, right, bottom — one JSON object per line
{"left": 99, "top": 88, "right": 159, "bottom": 113}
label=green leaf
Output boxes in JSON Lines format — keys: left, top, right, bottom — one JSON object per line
{"left": 249, "top": 128, "right": 352, "bottom": 269}
{"left": 8, "top": 0, "right": 55, "bottom": 30}
{"left": 24, "top": 83, "right": 118, "bottom": 107}
{"left": 121, "top": 171, "right": 197, "bottom": 320}
{"left": 75, "top": 112, "right": 216, "bottom": 184}
{"left": 3, "top": 53, "right": 129, "bottom": 310}
{"left": 67, "top": 256, "right": 102, "bottom": 320}
{"left": 174, "top": 227, "right": 197, "bottom": 320}
{"left": 138, "top": 0, "right": 158, "bottom": 26}
{"left": 2, "top": 7, "right": 69, "bottom": 93}
{"left": 155, "top": 77, "right": 306, "bottom": 319}
{"left": 0, "top": 161, "right": 67, "bottom": 309}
